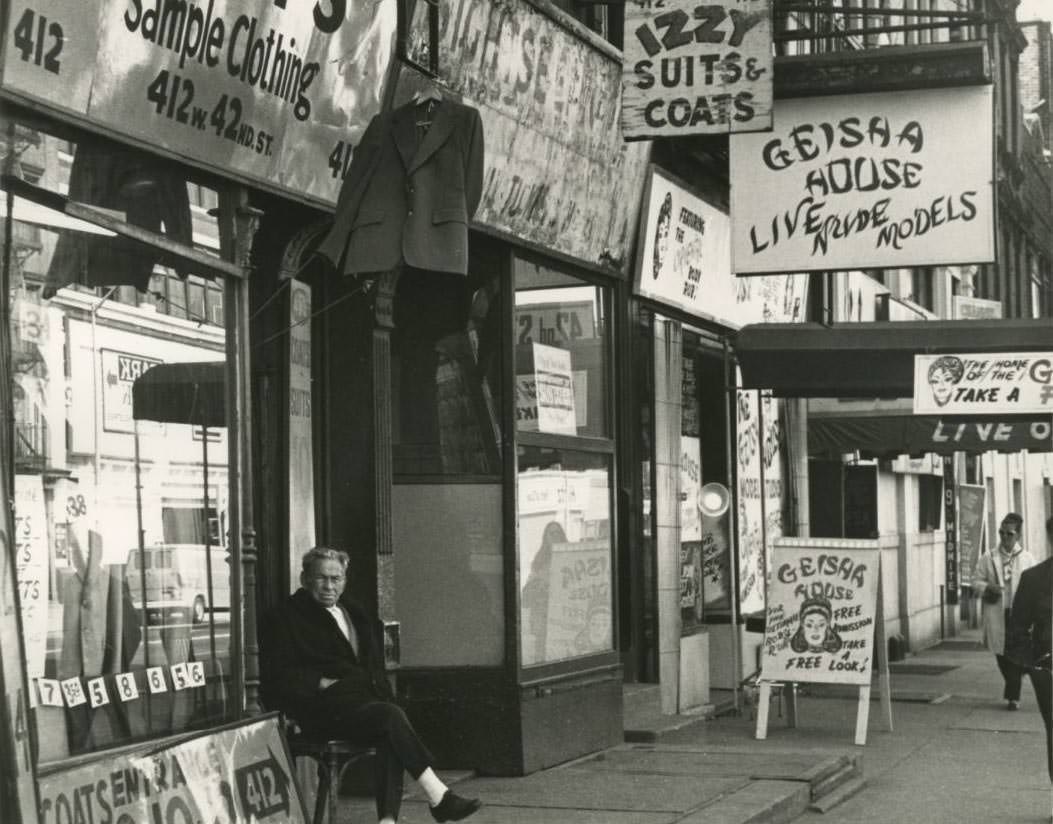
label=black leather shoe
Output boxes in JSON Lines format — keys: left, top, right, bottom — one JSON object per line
{"left": 430, "top": 790, "right": 482, "bottom": 822}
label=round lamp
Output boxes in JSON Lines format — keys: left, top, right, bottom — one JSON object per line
{"left": 699, "top": 482, "right": 731, "bottom": 518}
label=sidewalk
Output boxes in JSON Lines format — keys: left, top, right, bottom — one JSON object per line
{"left": 332, "top": 629, "right": 1053, "bottom": 824}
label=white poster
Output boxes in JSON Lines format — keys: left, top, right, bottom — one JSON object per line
{"left": 737, "top": 387, "right": 764, "bottom": 615}
{"left": 621, "top": 0, "right": 773, "bottom": 138}
{"left": 533, "top": 344, "right": 576, "bottom": 436}
{"left": 14, "top": 475, "right": 49, "bottom": 679}
{"left": 634, "top": 166, "right": 807, "bottom": 327}
{"left": 731, "top": 86, "right": 996, "bottom": 274}
{"left": 913, "top": 352, "right": 1053, "bottom": 415}
{"left": 761, "top": 543, "right": 880, "bottom": 685}
{"left": 288, "top": 280, "right": 315, "bottom": 591}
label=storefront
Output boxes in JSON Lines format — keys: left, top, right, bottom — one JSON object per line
{"left": 624, "top": 162, "right": 808, "bottom": 714}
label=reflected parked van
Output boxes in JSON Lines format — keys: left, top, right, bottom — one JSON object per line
{"left": 126, "top": 544, "right": 230, "bottom": 625}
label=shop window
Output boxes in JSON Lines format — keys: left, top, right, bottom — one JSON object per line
{"left": 918, "top": 474, "right": 943, "bottom": 532}
{"left": 2, "top": 121, "right": 235, "bottom": 764}
{"left": 515, "top": 256, "right": 614, "bottom": 669}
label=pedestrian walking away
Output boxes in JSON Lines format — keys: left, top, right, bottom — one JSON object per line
{"left": 260, "top": 546, "right": 483, "bottom": 824}
{"left": 1008, "top": 516, "right": 1053, "bottom": 812}
{"left": 973, "top": 512, "right": 1036, "bottom": 710}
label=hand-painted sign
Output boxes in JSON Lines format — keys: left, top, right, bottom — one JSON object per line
{"left": 730, "top": 86, "right": 995, "bottom": 274}
{"left": 13, "top": 475, "right": 48, "bottom": 680}
{"left": 543, "top": 539, "right": 612, "bottom": 661}
{"left": 957, "top": 484, "right": 985, "bottom": 584}
{"left": 622, "top": 0, "right": 772, "bottom": 138}
{"left": 37, "top": 714, "right": 307, "bottom": 824}
{"left": 761, "top": 545, "right": 879, "bottom": 685}
{"left": 426, "top": 0, "right": 651, "bottom": 272}
{"left": 633, "top": 166, "right": 806, "bottom": 326}
{"left": 913, "top": 352, "right": 1053, "bottom": 414}
{"left": 1, "top": 0, "right": 395, "bottom": 206}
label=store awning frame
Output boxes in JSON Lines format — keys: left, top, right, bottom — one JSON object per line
{"left": 132, "top": 361, "right": 226, "bottom": 428}
{"left": 735, "top": 319, "right": 1053, "bottom": 398}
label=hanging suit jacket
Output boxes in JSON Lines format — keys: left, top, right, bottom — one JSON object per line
{"left": 315, "top": 99, "right": 485, "bottom": 277}
{"left": 259, "top": 589, "right": 394, "bottom": 729}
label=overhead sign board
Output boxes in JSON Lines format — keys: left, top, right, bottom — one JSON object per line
{"left": 1, "top": 0, "right": 395, "bottom": 207}
{"left": 633, "top": 166, "right": 806, "bottom": 327}
{"left": 621, "top": 0, "right": 773, "bottom": 139}
{"left": 730, "top": 86, "right": 995, "bottom": 275}
{"left": 914, "top": 352, "right": 1053, "bottom": 415}
{"left": 953, "top": 295, "right": 1003, "bottom": 320}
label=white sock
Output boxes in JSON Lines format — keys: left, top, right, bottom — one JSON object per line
{"left": 379, "top": 818, "right": 396, "bottom": 824}
{"left": 417, "top": 767, "right": 449, "bottom": 807}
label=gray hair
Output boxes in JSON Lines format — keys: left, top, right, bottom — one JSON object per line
{"left": 301, "top": 546, "right": 349, "bottom": 575}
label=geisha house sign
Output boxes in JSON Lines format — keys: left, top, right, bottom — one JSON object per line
{"left": 730, "top": 85, "right": 995, "bottom": 275}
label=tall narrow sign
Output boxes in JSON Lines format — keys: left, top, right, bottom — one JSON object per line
{"left": 622, "top": 0, "right": 773, "bottom": 139}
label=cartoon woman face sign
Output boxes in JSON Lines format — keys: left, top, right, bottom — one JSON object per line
{"left": 802, "top": 612, "right": 829, "bottom": 652}
{"left": 790, "top": 596, "right": 843, "bottom": 655}
{"left": 926, "top": 356, "right": 965, "bottom": 407}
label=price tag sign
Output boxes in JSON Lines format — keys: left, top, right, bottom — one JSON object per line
{"left": 37, "top": 678, "right": 64, "bottom": 707}
{"left": 188, "top": 661, "right": 206, "bottom": 688}
{"left": 115, "top": 672, "right": 140, "bottom": 702}
{"left": 86, "top": 677, "right": 110, "bottom": 708}
{"left": 146, "top": 667, "right": 168, "bottom": 694}
{"left": 170, "top": 663, "right": 190, "bottom": 691}
{"left": 60, "top": 678, "right": 87, "bottom": 707}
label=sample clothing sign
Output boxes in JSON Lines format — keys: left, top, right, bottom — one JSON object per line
{"left": 730, "top": 85, "right": 996, "bottom": 274}
{"left": 761, "top": 545, "right": 880, "bottom": 685}
{"left": 913, "top": 352, "right": 1053, "bottom": 415}
{"left": 633, "top": 166, "right": 807, "bottom": 328}
{"left": 0, "top": 0, "right": 396, "bottom": 207}
{"left": 621, "top": 0, "right": 773, "bottom": 138}
{"left": 37, "top": 714, "right": 307, "bottom": 824}
{"left": 288, "top": 280, "right": 315, "bottom": 592}
{"left": 315, "top": 99, "right": 484, "bottom": 276}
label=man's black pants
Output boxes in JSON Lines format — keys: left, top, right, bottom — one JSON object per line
{"left": 1028, "top": 668, "right": 1053, "bottom": 782}
{"left": 306, "top": 699, "right": 434, "bottom": 820}
{"left": 996, "top": 653, "right": 1023, "bottom": 701}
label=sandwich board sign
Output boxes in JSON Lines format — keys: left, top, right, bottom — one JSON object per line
{"left": 756, "top": 538, "right": 892, "bottom": 745}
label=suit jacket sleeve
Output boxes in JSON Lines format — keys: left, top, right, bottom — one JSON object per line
{"left": 465, "top": 106, "right": 484, "bottom": 220}
{"left": 260, "top": 604, "right": 325, "bottom": 711}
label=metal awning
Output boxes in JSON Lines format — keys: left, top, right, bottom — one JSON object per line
{"left": 735, "top": 319, "right": 1053, "bottom": 398}
{"left": 132, "top": 362, "right": 226, "bottom": 427}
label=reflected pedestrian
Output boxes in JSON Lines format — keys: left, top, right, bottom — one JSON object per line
{"left": 973, "top": 513, "right": 1035, "bottom": 709}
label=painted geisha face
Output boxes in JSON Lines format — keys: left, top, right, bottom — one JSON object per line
{"left": 928, "top": 367, "right": 956, "bottom": 407}
{"left": 803, "top": 613, "right": 828, "bottom": 651}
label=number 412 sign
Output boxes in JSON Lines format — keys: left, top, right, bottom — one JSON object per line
{"left": 621, "top": 0, "right": 773, "bottom": 139}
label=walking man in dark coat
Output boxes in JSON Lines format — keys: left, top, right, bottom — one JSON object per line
{"left": 261, "top": 547, "right": 481, "bottom": 824}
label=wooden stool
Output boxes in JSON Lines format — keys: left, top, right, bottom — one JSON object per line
{"left": 286, "top": 731, "right": 375, "bottom": 824}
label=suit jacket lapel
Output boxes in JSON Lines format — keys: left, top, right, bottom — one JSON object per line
{"left": 409, "top": 101, "right": 455, "bottom": 175}
{"left": 392, "top": 104, "right": 418, "bottom": 172}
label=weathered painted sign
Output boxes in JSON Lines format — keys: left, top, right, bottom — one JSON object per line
{"left": 913, "top": 352, "right": 1053, "bottom": 415}
{"left": 731, "top": 86, "right": 995, "bottom": 274}
{"left": 622, "top": 0, "right": 772, "bottom": 138}
{"left": 1, "top": 0, "right": 396, "bottom": 206}
{"left": 425, "top": 0, "right": 652, "bottom": 272}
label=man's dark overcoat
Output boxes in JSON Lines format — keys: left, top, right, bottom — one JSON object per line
{"left": 260, "top": 589, "right": 394, "bottom": 730}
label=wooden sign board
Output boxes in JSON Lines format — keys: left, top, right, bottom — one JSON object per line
{"left": 755, "top": 539, "right": 892, "bottom": 745}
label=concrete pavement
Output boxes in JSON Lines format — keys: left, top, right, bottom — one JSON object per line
{"left": 328, "top": 630, "right": 1053, "bottom": 823}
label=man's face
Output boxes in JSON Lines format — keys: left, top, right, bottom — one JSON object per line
{"left": 999, "top": 521, "right": 1020, "bottom": 552}
{"left": 303, "top": 558, "right": 346, "bottom": 607}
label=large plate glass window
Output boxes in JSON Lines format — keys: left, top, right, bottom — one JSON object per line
{"left": 3, "top": 120, "right": 235, "bottom": 762}
{"left": 514, "top": 256, "right": 614, "bottom": 668}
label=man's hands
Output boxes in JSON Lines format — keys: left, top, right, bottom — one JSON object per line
{"left": 982, "top": 584, "right": 1003, "bottom": 605}
{"left": 319, "top": 677, "right": 339, "bottom": 690}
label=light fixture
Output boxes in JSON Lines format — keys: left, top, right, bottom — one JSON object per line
{"left": 699, "top": 482, "right": 731, "bottom": 518}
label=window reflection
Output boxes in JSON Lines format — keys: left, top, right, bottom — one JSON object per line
{"left": 4, "top": 122, "right": 234, "bottom": 762}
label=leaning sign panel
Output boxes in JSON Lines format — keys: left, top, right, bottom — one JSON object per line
{"left": 730, "top": 86, "right": 995, "bottom": 275}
